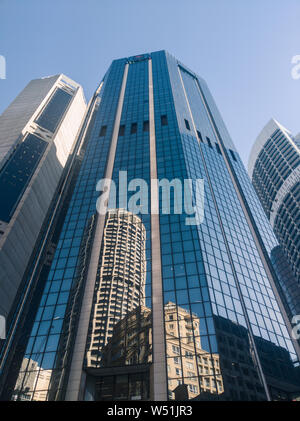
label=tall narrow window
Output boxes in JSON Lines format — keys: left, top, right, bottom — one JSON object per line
{"left": 119, "top": 125, "right": 125, "bottom": 136}
{"left": 197, "top": 130, "right": 203, "bottom": 141}
{"left": 130, "top": 123, "right": 137, "bottom": 134}
{"left": 99, "top": 125, "right": 107, "bottom": 137}
{"left": 143, "top": 120, "right": 149, "bottom": 132}
{"left": 35, "top": 88, "right": 72, "bottom": 133}
{"left": 229, "top": 149, "right": 237, "bottom": 162}
{"left": 0, "top": 134, "right": 47, "bottom": 222}
{"left": 215, "top": 143, "right": 222, "bottom": 154}
{"left": 184, "top": 119, "right": 190, "bottom": 131}
{"left": 161, "top": 115, "right": 168, "bottom": 126}
{"left": 206, "top": 137, "right": 212, "bottom": 148}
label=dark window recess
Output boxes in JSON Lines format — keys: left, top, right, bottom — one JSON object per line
{"left": 184, "top": 119, "right": 190, "bottom": 130}
{"left": 143, "top": 121, "right": 149, "bottom": 132}
{"left": 206, "top": 137, "right": 213, "bottom": 148}
{"left": 119, "top": 125, "right": 125, "bottom": 136}
{"left": 215, "top": 143, "right": 222, "bottom": 154}
{"left": 35, "top": 88, "right": 72, "bottom": 133}
{"left": 0, "top": 134, "right": 47, "bottom": 223}
{"left": 130, "top": 123, "right": 137, "bottom": 134}
{"left": 99, "top": 125, "right": 107, "bottom": 137}
{"left": 229, "top": 149, "right": 237, "bottom": 162}
{"left": 161, "top": 115, "right": 168, "bottom": 126}
{"left": 197, "top": 130, "right": 203, "bottom": 141}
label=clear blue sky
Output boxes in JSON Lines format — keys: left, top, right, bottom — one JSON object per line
{"left": 0, "top": 0, "right": 299, "bottom": 166}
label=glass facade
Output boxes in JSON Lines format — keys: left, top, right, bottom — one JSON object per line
{"left": 35, "top": 88, "right": 73, "bottom": 133}
{"left": 9, "top": 51, "right": 300, "bottom": 401}
{"left": 271, "top": 246, "right": 300, "bottom": 318}
{"left": 0, "top": 133, "right": 47, "bottom": 222}
{"left": 273, "top": 183, "right": 300, "bottom": 283}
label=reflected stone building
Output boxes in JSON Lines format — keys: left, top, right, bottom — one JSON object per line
{"left": 164, "top": 302, "right": 223, "bottom": 400}
{"left": 4, "top": 51, "right": 300, "bottom": 401}
{"left": 93, "top": 306, "right": 152, "bottom": 400}
{"left": 101, "top": 306, "right": 152, "bottom": 369}
{"left": 98, "top": 302, "right": 223, "bottom": 401}
{"left": 12, "top": 358, "right": 51, "bottom": 401}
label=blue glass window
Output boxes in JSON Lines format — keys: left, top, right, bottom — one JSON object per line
{"left": 99, "top": 125, "right": 107, "bottom": 137}
{"left": 118, "top": 124, "right": 125, "bottom": 136}
{"left": 35, "top": 88, "right": 72, "bottom": 132}
{"left": 130, "top": 122, "right": 137, "bottom": 134}
{"left": 0, "top": 134, "right": 47, "bottom": 222}
{"left": 184, "top": 119, "right": 190, "bottom": 130}
{"left": 161, "top": 115, "right": 168, "bottom": 126}
{"left": 197, "top": 130, "right": 203, "bottom": 141}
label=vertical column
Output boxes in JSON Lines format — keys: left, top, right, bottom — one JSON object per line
{"left": 65, "top": 63, "right": 129, "bottom": 401}
{"left": 148, "top": 58, "right": 168, "bottom": 401}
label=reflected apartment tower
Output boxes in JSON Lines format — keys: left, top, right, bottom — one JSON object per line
{"left": 86, "top": 209, "right": 147, "bottom": 367}
{"left": 6, "top": 51, "right": 300, "bottom": 402}
{"left": 249, "top": 119, "right": 300, "bottom": 316}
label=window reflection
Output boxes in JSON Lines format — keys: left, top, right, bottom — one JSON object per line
{"left": 85, "top": 209, "right": 148, "bottom": 368}
{"left": 164, "top": 302, "right": 223, "bottom": 400}
{"left": 12, "top": 359, "right": 51, "bottom": 401}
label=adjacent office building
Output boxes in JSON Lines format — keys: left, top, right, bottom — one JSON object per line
{"left": 0, "top": 75, "right": 86, "bottom": 320}
{"left": 249, "top": 119, "right": 300, "bottom": 316}
{"left": 0, "top": 75, "right": 86, "bottom": 394}
{"left": 3, "top": 51, "right": 300, "bottom": 401}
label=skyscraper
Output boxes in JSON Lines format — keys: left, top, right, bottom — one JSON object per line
{"left": 0, "top": 75, "right": 86, "bottom": 389}
{"left": 249, "top": 119, "right": 300, "bottom": 315}
{"left": 5, "top": 51, "right": 300, "bottom": 402}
